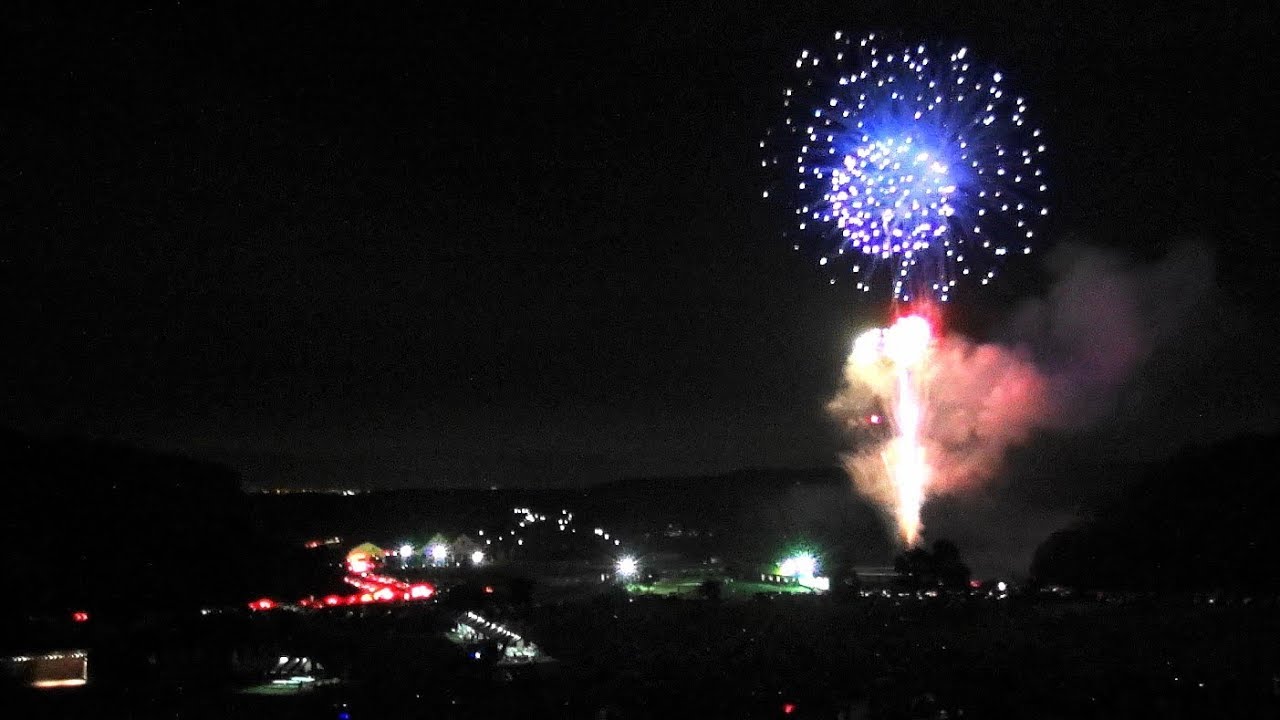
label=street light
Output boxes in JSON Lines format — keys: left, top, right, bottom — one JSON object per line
{"left": 430, "top": 544, "right": 448, "bottom": 564}
{"left": 616, "top": 555, "right": 639, "bottom": 579}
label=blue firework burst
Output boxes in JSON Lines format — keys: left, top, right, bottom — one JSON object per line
{"left": 762, "top": 32, "right": 1049, "bottom": 301}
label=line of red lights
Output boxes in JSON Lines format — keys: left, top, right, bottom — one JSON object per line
{"left": 249, "top": 575, "right": 434, "bottom": 612}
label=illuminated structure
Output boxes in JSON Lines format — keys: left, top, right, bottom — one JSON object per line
{"left": 346, "top": 542, "right": 385, "bottom": 574}
{"left": 3, "top": 650, "right": 88, "bottom": 689}
{"left": 774, "top": 552, "right": 831, "bottom": 591}
{"left": 778, "top": 553, "right": 818, "bottom": 579}
{"left": 450, "top": 611, "right": 549, "bottom": 665}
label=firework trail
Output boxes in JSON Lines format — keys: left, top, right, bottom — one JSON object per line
{"left": 839, "top": 314, "right": 935, "bottom": 545}
{"left": 762, "top": 32, "right": 1048, "bottom": 302}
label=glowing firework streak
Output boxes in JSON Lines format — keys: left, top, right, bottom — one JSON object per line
{"left": 850, "top": 314, "right": 934, "bottom": 545}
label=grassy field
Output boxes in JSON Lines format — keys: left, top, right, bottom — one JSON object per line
{"left": 625, "top": 576, "right": 816, "bottom": 598}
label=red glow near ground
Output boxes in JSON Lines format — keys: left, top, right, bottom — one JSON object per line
{"left": 246, "top": 562, "right": 436, "bottom": 610}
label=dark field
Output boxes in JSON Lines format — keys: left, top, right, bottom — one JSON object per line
{"left": 523, "top": 593, "right": 1280, "bottom": 718}
{"left": 7, "top": 592, "right": 1278, "bottom": 719}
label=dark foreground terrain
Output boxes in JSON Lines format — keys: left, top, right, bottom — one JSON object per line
{"left": 524, "top": 592, "right": 1280, "bottom": 718}
{"left": 5, "top": 591, "right": 1278, "bottom": 719}
{"left": 5, "top": 431, "right": 1280, "bottom": 717}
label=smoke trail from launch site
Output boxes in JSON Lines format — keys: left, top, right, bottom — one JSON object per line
{"left": 828, "top": 242, "right": 1214, "bottom": 545}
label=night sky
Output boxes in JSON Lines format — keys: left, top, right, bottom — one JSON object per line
{"left": 6, "top": 0, "right": 1278, "bottom": 560}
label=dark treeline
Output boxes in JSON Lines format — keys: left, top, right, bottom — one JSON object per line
{"left": 1, "top": 429, "right": 258, "bottom": 616}
{"left": 1032, "top": 433, "right": 1280, "bottom": 592}
{"left": 0, "top": 430, "right": 361, "bottom": 623}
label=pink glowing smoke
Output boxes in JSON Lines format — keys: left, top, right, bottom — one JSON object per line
{"left": 830, "top": 243, "right": 1214, "bottom": 544}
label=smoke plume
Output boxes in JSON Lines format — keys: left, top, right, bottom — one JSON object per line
{"left": 829, "top": 241, "right": 1215, "bottom": 532}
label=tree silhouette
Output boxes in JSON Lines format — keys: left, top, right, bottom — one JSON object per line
{"left": 894, "top": 540, "right": 971, "bottom": 590}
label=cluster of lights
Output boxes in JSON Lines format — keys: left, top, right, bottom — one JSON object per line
{"left": 268, "top": 656, "right": 326, "bottom": 686}
{"left": 252, "top": 577, "right": 436, "bottom": 612}
{"left": 592, "top": 526, "right": 622, "bottom": 546}
{"left": 763, "top": 33, "right": 1048, "bottom": 300}
{"left": 372, "top": 538, "right": 487, "bottom": 568}
{"left": 328, "top": 506, "right": 629, "bottom": 585}
{"left": 475, "top": 506, "right": 625, "bottom": 551}
{"left": 342, "top": 572, "right": 435, "bottom": 603}
{"left": 463, "top": 610, "right": 524, "bottom": 642}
